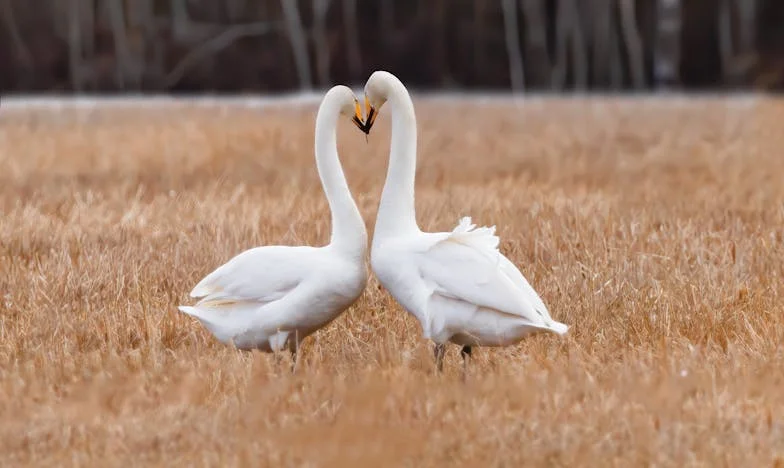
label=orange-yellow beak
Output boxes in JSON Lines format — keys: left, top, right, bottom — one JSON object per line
{"left": 363, "top": 95, "right": 377, "bottom": 133}
{"left": 351, "top": 96, "right": 376, "bottom": 135}
{"left": 351, "top": 99, "right": 366, "bottom": 132}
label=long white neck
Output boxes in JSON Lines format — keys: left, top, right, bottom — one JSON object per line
{"left": 314, "top": 95, "right": 367, "bottom": 258}
{"left": 373, "top": 78, "right": 420, "bottom": 241}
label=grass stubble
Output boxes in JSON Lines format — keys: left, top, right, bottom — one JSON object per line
{"left": 0, "top": 97, "right": 783, "bottom": 467}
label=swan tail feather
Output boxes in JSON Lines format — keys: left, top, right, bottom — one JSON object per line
{"left": 546, "top": 321, "right": 569, "bottom": 335}
{"left": 449, "top": 216, "right": 500, "bottom": 253}
{"left": 178, "top": 302, "right": 259, "bottom": 345}
{"left": 178, "top": 305, "right": 226, "bottom": 328}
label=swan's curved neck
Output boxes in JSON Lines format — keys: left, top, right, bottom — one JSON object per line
{"left": 374, "top": 79, "right": 420, "bottom": 240}
{"left": 314, "top": 97, "right": 367, "bottom": 257}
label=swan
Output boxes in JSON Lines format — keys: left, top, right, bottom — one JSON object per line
{"left": 357, "top": 71, "right": 569, "bottom": 376}
{"left": 179, "top": 85, "right": 370, "bottom": 369}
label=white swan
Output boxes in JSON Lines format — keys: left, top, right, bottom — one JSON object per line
{"left": 179, "top": 85, "right": 369, "bottom": 368}
{"left": 358, "top": 71, "right": 569, "bottom": 374}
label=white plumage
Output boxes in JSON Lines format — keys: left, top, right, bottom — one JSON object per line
{"left": 361, "top": 71, "right": 569, "bottom": 372}
{"left": 179, "top": 85, "right": 369, "bottom": 361}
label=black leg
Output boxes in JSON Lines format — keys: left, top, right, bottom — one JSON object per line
{"left": 290, "top": 348, "right": 298, "bottom": 373}
{"left": 290, "top": 331, "right": 300, "bottom": 374}
{"left": 272, "top": 350, "right": 283, "bottom": 372}
{"left": 460, "top": 346, "right": 472, "bottom": 382}
{"left": 433, "top": 343, "right": 446, "bottom": 372}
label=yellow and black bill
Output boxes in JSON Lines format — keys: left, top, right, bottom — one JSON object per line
{"left": 351, "top": 97, "right": 377, "bottom": 135}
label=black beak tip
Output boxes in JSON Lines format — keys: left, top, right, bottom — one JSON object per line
{"left": 352, "top": 116, "right": 372, "bottom": 135}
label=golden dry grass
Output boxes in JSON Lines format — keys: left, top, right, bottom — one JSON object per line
{"left": 1, "top": 96, "right": 783, "bottom": 466}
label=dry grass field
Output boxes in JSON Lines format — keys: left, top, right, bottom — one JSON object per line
{"left": 1, "top": 95, "right": 783, "bottom": 467}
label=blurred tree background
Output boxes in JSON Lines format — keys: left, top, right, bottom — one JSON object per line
{"left": 0, "top": 0, "right": 782, "bottom": 93}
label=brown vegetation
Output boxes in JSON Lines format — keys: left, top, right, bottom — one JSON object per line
{"left": 0, "top": 97, "right": 783, "bottom": 465}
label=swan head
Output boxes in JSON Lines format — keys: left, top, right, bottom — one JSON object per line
{"left": 360, "top": 71, "right": 397, "bottom": 135}
{"left": 326, "top": 85, "right": 371, "bottom": 134}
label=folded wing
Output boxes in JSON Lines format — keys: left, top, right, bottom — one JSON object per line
{"left": 187, "top": 245, "right": 310, "bottom": 313}
{"left": 416, "top": 217, "right": 566, "bottom": 333}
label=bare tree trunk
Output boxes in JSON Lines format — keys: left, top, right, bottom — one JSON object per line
{"left": 0, "top": 0, "right": 32, "bottom": 67}
{"left": 619, "top": 0, "right": 646, "bottom": 89}
{"left": 718, "top": 0, "right": 734, "bottom": 81}
{"left": 226, "top": 0, "right": 246, "bottom": 21}
{"left": 569, "top": 0, "right": 588, "bottom": 90}
{"left": 68, "top": 0, "right": 85, "bottom": 91}
{"left": 520, "top": 0, "right": 552, "bottom": 88}
{"left": 735, "top": 0, "right": 756, "bottom": 53}
{"left": 719, "top": 0, "right": 757, "bottom": 86}
{"left": 106, "top": 0, "right": 135, "bottom": 89}
{"left": 163, "top": 21, "right": 277, "bottom": 89}
{"left": 202, "top": 0, "right": 223, "bottom": 23}
{"left": 380, "top": 0, "right": 394, "bottom": 37}
{"left": 591, "top": 0, "right": 612, "bottom": 87}
{"left": 432, "top": 0, "right": 449, "bottom": 85}
{"left": 280, "top": 0, "right": 313, "bottom": 90}
{"left": 145, "top": 0, "right": 166, "bottom": 86}
{"left": 552, "top": 0, "right": 569, "bottom": 89}
{"left": 553, "top": 0, "right": 587, "bottom": 90}
{"left": 127, "top": 0, "right": 157, "bottom": 86}
{"left": 258, "top": 0, "right": 271, "bottom": 18}
{"left": 170, "top": 0, "right": 222, "bottom": 44}
{"left": 473, "top": 0, "right": 487, "bottom": 80}
{"left": 82, "top": 0, "right": 95, "bottom": 63}
{"left": 653, "top": 0, "right": 682, "bottom": 89}
{"left": 575, "top": 0, "right": 594, "bottom": 67}
{"left": 171, "top": 0, "right": 189, "bottom": 40}
{"left": 501, "top": 0, "right": 525, "bottom": 92}
{"left": 341, "top": 0, "right": 362, "bottom": 81}
{"left": 609, "top": 15, "right": 624, "bottom": 89}
{"left": 735, "top": 0, "right": 757, "bottom": 80}
{"left": 48, "top": 0, "right": 66, "bottom": 39}
{"left": 312, "top": 0, "right": 332, "bottom": 86}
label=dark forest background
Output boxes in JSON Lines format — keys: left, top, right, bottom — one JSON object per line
{"left": 1, "top": 0, "right": 782, "bottom": 93}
